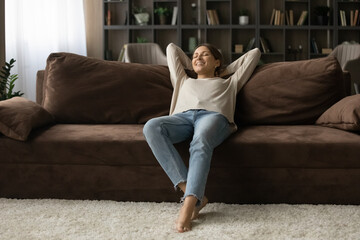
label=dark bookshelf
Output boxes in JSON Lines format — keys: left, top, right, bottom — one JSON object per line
{"left": 103, "top": 0, "right": 360, "bottom": 64}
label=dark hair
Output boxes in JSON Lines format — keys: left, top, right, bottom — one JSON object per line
{"left": 194, "top": 43, "right": 225, "bottom": 77}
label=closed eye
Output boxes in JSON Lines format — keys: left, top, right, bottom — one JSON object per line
{"left": 193, "top": 52, "right": 211, "bottom": 59}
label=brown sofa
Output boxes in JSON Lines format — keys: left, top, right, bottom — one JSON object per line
{"left": 1, "top": 52, "right": 360, "bottom": 204}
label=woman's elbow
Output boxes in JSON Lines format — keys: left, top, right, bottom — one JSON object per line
{"left": 252, "top": 48, "right": 261, "bottom": 63}
{"left": 253, "top": 48, "right": 261, "bottom": 57}
{"left": 166, "top": 43, "right": 176, "bottom": 54}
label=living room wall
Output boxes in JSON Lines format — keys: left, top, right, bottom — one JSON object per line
{"left": 0, "top": 0, "right": 5, "bottom": 65}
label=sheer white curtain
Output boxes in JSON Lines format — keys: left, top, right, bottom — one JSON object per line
{"left": 5, "top": 0, "right": 87, "bottom": 101}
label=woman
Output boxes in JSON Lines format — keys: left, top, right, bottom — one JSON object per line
{"left": 143, "top": 43, "right": 260, "bottom": 232}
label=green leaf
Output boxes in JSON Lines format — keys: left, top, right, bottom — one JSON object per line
{"left": 0, "top": 59, "right": 23, "bottom": 100}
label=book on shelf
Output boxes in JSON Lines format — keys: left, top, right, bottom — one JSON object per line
{"left": 350, "top": 9, "right": 359, "bottom": 26}
{"left": 260, "top": 37, "right": 272, "bottom": 53}
{"left": 245, "top": 37, "right": 256, "bottom": 52}
{"left": 354, "top": 9, "right": 359, "bottom": 26}
{"left": 311, "top": 38, "right": 319, "bottom": 54}
{"left": 270, "top": 9, "right": 276, "bottom": 25}
{"left": 206, "top": 10, "right": 211, "bottom": 25}
{"left": 285, "top": 10, "right": 294, "bottom": 26}
{"left": 107, "top": 9, "right": 111, "bottom": 25}
{"left": 340, "top": 10, "right": 344, "bottom": 26}
{"left": 340, "top": 10, "right": 347, "bottom": 26}
{"left": 285, "top": 11, "right": 290, "bottom": 26}
{"left": 270, "top": 9, "right": 285, "bottom": 25}
{"left": 213, "top": 10, "right": 220, "bottom": 25}
{"left": 289, "top": 10, "right": 294, "bottom": 26}
{"left": 275, "top": 10, "right": 281, "bottom": 25}
{"left": 296, "top": 11, "right": 308, "bottom": 26}
{"left": 280, "top": 12, "right": 285, "bottom": 25}
{"left": 206, "top": 9, "right": 220, "bottom": 25}
{"left": 171, "top": 6, "right": 178, "bottom": 25}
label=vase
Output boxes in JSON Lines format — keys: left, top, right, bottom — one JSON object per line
{"left": 239, "top": 16, "right": 249, "bottom": 25}
{"left": 317, "top": 16, "right": 328, "bottom": 26}
{"left": 134, "top": 13, "right": 149, "bottom": 25}
{"left": 189, "top": 37, "right": 197, "bottom": 53}
{"left": 159, "top": 15, "right": 167, "bottom": 25}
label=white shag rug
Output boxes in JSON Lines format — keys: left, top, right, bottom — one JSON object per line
{"left": 0, "top": 198, "right": 359, "bottom": 240}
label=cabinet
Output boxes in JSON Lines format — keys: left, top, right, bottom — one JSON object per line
{"left": 103, "top": 0, "right": 360, "bottom": 64}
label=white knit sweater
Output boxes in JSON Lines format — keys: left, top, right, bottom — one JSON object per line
{"left": 166, "top": 43, "right": 261, "bottom": 124}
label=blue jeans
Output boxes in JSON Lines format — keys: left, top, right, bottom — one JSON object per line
{"left": 143, "top": 110, "right": 234, "bottom": 205}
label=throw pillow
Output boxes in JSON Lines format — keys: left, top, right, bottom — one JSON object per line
{"left": 0, "top": 97, "right": 54, "bottom": 141}
{"left": 235, "top": 56, "right": 346, "bottom": 125}
{"left": 43, "top": 52, "right": 172, "bottom": 124}
{"left": 315, "top": 95, "right": 360, "bottom": 131}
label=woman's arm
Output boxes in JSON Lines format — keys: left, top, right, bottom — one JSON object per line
{"left": 166, "top": 43, "right": 193, "bottom": 87}
{"left": 224, "top": 48, "right": 261, "bottom": 91}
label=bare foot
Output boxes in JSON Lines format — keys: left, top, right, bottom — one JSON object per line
{"left": 176, "top": 196, "right": 197, "bottom": 233}
{"left": 192, "top": 196, "right": 208, "bottom": 220}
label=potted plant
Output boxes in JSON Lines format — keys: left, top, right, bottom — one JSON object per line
{"left": 154, "top": 7, "right": 170, "bottom": 25}
{"left": 314, "top": 5, "right": 330, "bottom": 25}
{"left": 136, "top": 37, "right": 147, "bottom": 43}
{"left": 0, "top": 59, "right": 24, "bottom": 101}
{"left": 133, "top": 6, "right": 149, "bottom": 25}
{"left": 239, "top": 9, "right": 249, "bottom": 25}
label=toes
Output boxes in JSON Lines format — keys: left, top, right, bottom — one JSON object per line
{"left": 179, "top": 226, "right": 191, "bottom": 232}
{"left": 176, "top": 224, "right": 191, "bottom": 233}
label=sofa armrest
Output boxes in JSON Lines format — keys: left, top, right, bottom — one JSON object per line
{"left": 36, "top": 70, "right": 45, "bottom": 105}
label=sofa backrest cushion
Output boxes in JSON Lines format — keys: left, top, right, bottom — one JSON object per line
{"left": 235, "top": 56, "right": 346, "bottom": 125}
{"left": 43, "top": 52, "right": 172, "bottom": 124}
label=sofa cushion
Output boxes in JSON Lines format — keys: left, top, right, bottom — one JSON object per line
{"left": 0, "top": 97, "right": 54, "bottom": 141}
{"left": 43, "top": 53, "right": 172, "bottom": 123}
{"left": 235, "top": 56, "right": 346, "bottom": 125}
{"left": 2, "top": 124, "right": 360, "bottom": 169}
{"left": 315, "top": 94, "right": 360, "bottom": 131}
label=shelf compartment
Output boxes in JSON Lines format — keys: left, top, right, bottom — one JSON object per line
{"left": 231, "top": 0, "right": 257, "bottom": 25}
{"left": 155, "top": 29, "right": 178, "bottom": 52}
{"left": 130, "top": 29, "right": 153, "bottom": 43}
{"left": 182, "top": 0, "right": 200, "bottom": 25}
{"left": 337, "top": 1, "right": 360, "bottom": 27}
{"left": 310, "top": 0, "right": 333, "bottom": 26}
{"left": 260, "top": 0, "right": 283, "bottom": 25}
{"left": 338, "top": 28, "right": 360, "bottom": 44}
{"left": 182, "top": 29, "right": 206, "bottom": 54}
{"left": 104, "top": 2, "right": 128, "bottom": 26}
{"left": 285, "top": 29, "right": 309, "bottom": 61}
{"left": 206, "top": 29, "right": 231, "bottom": 63}
{"left": 153, "top": 1, "right": 177, "bottom": 25}
{"left": 232, "top": 29, "right": 256, "bottom": 54}
{"left": 105, "top": 30, "right": 129, "bottom": 60}
{"left": 130, "top": 0, "right": 153, "bottom": 25}
{"left": 206, "top": 1, "right": 231, "bottom": 25}
{"left": 285, "top": 0, "right": 309, "bottom": 26}
{"left": 310, "top": 29, "right": 333, "bottom": 55}
{"left": 259, "top": 29, "right": 285, "bottom": 63}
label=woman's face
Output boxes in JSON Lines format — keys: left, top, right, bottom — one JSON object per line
{"left": 192, "top": 46, "right": 220, "bottom": 78}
